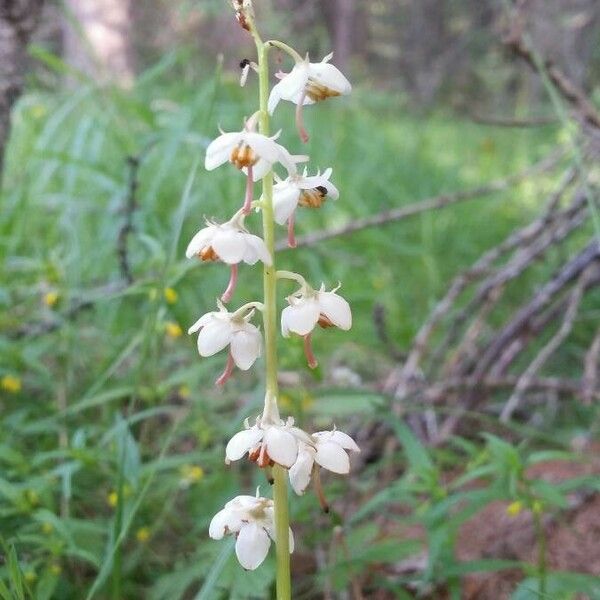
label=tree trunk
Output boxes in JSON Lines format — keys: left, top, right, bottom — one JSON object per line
{"left": 331, "top": 0, "right": 354, "bottom": 71}
{"left": 0, "top": 0, "right": 44, "bottom": 178}
{"left": 62, "top": 0, "right": 134, "bottom": 87}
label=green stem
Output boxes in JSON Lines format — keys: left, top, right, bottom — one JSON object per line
{"left": 272, "top": 464, "right": 292, "bottom": 600}
{"left": 533, "top": 508, "right": 547, "bottom": 596}
{"left": 264, "top": 39, "right": 304, "bottom": 64}
{"left": 249, "top": 14, "right": 292, "bottom": 600}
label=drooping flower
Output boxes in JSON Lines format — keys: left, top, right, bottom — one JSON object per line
{"left": 273, "top": 168, "right": 339, "bottom": 247}
{"left": 289, "top": 429, "right": 360, "bottom": 496}
{"left": 268, "top": 53, "right": 351, "bottom": 142}
{"left": 226, "top": 416, "right": 312, "bottom": 468}
{"left": 281, "top": 283, "right": 351, "bottom": 368}
{"left": 186, "top": 211, "right": 271, "bottom": 302}
{"left": 205, "top": 115, "right": 302, "bottom": 214}
{"left": 209, "top": 494, "right": 294, "bottom": 570}
{"left": 188, "top": 302, "right": 262, "bottom": 385}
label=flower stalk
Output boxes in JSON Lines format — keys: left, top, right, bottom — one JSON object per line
{"left": 252, "top": 18, "right": 291, "bottom": 597}
{"left": 194, "top": 2, "right": 356, "bottom": 594}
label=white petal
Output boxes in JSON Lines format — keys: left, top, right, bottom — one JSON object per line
{"left": 242, "top": 234, "right": 272, "bottom": 266}
{"left": 314, "top": 430, "right": 360, "bottom": 452}
{"left": 273, "top": 184, "right": 300, "bottom": 225}
{"left": 209, "top": 507, "right": 241, "bottom": 539}
{"left": 289, "top": 448, "right": 315, "bottom": 495}
{"left": 205, "top": 132, "right": 242, "bottom": 170}
{"left": 318, "top": 291, "right": 352, "bottom": 330}
{"left": 187, "top": 312, "right": 214, "bottom": 335}
{"left": 244, "top": 132, "right": 281, "bottom": 164}
{"left": 185, "top": 225, "right": 216, "bottom": 258}
{"left": 248, "top": 158, "right": 272, "bottom": 181}
{"left": 280, "top": 298, "right": 320, "bottom": 337}
{"left": 235, "top": 522, "right": 271, "bottom": 570}
{"left": 276, "top": 145, "right": 306, "bottom": 177}
{"left": 275, "top": 65, "right": 309, "bottom": 103}
{"left": 308, "top": 61, "right": 351, "bottom": 95}
{"left": 264, "top": 426, "right": 298, "bottom": 467}
{"left": 197, "top": 318, "right": 232, "bottom": 356}
{"left": 211, "top": 228, "right": 246, "bottom": 264}
{"left": 315, "top": 441, "right": 350, "bottom": 474}
{"left": 230, "top": 325, "right": 261, "bottom": 370}
{"left": 267, "top": 85, "right": 283, "bottom": 115}
{"left": 264, "top": 516, "right": 295, "bottom": 554}
{"left": 225, "top": 495, "right": 260, "bottom": 510}
{"left": 225, "top": 428, "right": 264, "bottom": 461}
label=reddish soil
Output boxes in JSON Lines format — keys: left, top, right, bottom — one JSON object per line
{"left": 458, "top": 452, "right": 600, "bottom": 599}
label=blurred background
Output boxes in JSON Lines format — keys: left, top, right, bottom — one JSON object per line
{"left": 1, "top": 0, "right": 599, "bottom": 598}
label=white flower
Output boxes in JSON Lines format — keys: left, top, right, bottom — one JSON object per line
{"left": 205, "top": 122, "right": 297, "bottom": 182}
{"left": 268, "top": 52, "right": 351, "bottom": 142}
{"left": 186, "top": 212, "right": 271, "bottom": 302}
{"left": 209, "top": 494, "right": 294, "bottom": 570}
{"left": 273, "top": 167, "right": 339, "bottom": 228}
{"left": 281, "top": 284, "right": 351, "bottom": 337}
{"left": 226, "top": 416, "right": 312, "bottom": 468}
{"left": 281, "top": 284, "right": 351, "bottom": 368}
{"left": 289, "top": 429, "right": 360, "bottom": 495}
{"left": 268, "top": 53, "right": 351, "bottom": 115}
{"left": 188, "top": 303, "right": 261, "bottom": 384}
{"left": 186, "top": 215, "right": 271, "bottom": 266}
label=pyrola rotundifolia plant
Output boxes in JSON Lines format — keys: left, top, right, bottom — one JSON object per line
{"left": 186, "top": 2, "right": 359, "bottom": 596}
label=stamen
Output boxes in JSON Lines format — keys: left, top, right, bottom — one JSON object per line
{"left": 317, "top": 314, "right": 334, "bottom": 328}
{"left": 303, "top": 333, "right": 318, "bottom": 369}
{"left": 215, "top": 352, "right": 235, "bottom": 386}
{"left": 199, "top": 246, "right": 218, "bottom": 261}
{"left": 221, "top": 263, "right": 239, "bottom": 303}
{"left": 287, "top": 212, "right": 297, "bottom": 248}
{"left": 295, "top": 89, "right": 309, "bottom": 143}
{"left": 243, "top": 166, "right": 253, "bottom": 214}
{"left": 257, "top": 443, "right": 270, "bottom": 468}
{"left": 313, "top": 467, "right": 329, "bottom": 513}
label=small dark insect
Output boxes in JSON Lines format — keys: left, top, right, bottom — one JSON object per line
{"left": 239, "top": 58, "right": 250, "bottom": 69}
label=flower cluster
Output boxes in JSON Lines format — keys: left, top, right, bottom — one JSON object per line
{"left": 185, "top": 1, "right": 358, "bottom": 577}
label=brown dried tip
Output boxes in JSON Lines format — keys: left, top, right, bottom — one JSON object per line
{"left": 235, "top": 12, "right": 250, "bottom": 31}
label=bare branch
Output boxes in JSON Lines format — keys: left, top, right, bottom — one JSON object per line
{"left": 280, "top": 149, "right": 563, "bottom": 250}
{"left": 501, "top": 264, "right": 596, "bottom": 421}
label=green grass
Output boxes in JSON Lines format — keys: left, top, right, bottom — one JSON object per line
{"left": 0, "top": 53, "right": 596, "bottom": 598}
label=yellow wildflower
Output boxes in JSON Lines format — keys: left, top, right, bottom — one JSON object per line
{"left": 178, "top": 385, "right": 190, "bottom": 399}
{"left": 50, "top": 564, "right": 61, "bottom": 576}
{"left": 532, "top": 500, "right": 543, "bottom": 515}
{"left": 165, "top": 322, "right": 183, "bottom": 338}
{"left": 506, "top": 501, "right": 523, "bottom": 517}
{"left": 164, "top": 287, "right": 178, "bottom": 304}
{"left": 136, "top": 526, "right": 151, "bottom": 543}
{"left": 179, "top": 464, "right": 205, "bottom": 487}
{"left": 43, "top": 291, "right": 59, "bottom": 307}
{"left": 24, "top": 570, "right": 36, "bottom": 583}
{"left": 1, "top": 375, "right": 21, "bottom": 393}
{"left": 107, "top": 491, "right": 119, "bottom": 508}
